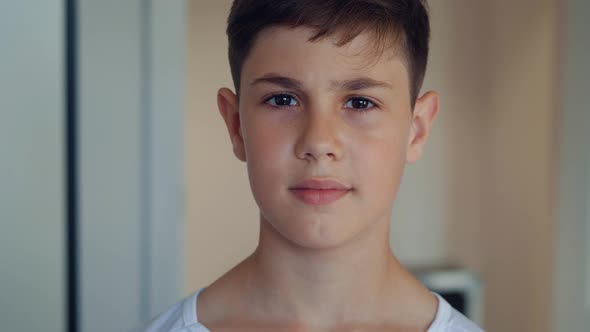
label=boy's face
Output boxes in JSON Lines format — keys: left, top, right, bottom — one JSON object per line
{"left": 218, "top": 26, "right": 438, "bottom": 249}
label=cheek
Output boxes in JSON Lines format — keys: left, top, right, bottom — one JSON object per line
{"left": 350, "top": 124, "right": 409, "bottom": 196}
{"left": 241, "top": 109, "right": 295, "bottom": 159}
{"left": 243, "top": 117, "right": 293, "bottom": 191}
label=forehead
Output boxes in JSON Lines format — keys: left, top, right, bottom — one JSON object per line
{"left": 241, "top": 26, "right": 408, "bottom": 88}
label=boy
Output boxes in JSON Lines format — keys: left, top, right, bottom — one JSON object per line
{"left": 139, "top": 0, "right": 483, "bottom": 331}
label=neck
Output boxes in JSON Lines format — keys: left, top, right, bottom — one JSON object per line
{"left": 242, "top": 213, "right": 406, "bottom": 329}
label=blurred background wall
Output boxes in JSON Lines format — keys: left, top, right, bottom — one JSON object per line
{"left": 554, "top": 0, "right": 590, "bottom": 330}
{"left": 1, "top": 0, "right": 589, "bottom": 331}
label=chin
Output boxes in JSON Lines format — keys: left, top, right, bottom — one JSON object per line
{"left": 265, "top": 212, "right": 363, "bottom": 251}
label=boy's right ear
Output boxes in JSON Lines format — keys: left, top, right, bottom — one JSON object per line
{"left": 217, "top": 87, "right": 246, "bottom": 162}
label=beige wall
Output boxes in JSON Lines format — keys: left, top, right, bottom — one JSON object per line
{"left": 185, "top": 1, "right": 559, "bottom": 331}
{"left": 185, "top": 0, "right": 259, "bottom": 289}
{"left": 482, "top": 2, "right": 558, "bottom": 331}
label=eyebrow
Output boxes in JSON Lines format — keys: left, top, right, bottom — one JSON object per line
{"left": 250, "top": 74, "right": 304, "bottom": 91}
{"left": 330, "top": 78, "right": 392, "bottom": 91}
{"left": 250, "top": 74, "right": 392, "bottom": 92}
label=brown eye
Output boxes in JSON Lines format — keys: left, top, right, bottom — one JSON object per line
{"left": 345, "top": 97, "right": 374, "bottom": 110}
{"left": 266, "top": 94, "right": 298, "bottom": 107}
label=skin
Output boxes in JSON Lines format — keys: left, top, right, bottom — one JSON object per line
{"left": 199, "top": 26, "right": 440, "bottom": 332}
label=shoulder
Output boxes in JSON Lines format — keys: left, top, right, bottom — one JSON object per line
{"left": 426, "top": 293, "right": 485, "bottom": 332}
{"left": 131, "top": 289, "right": 210, "bottom": 332}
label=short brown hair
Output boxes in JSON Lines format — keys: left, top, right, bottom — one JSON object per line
{"left": 226, "top": 0, "right": 430, "bottom": 105}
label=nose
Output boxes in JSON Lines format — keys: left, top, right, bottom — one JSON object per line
{"left": 294, "top": 111, "right": 344, "bottom": 162}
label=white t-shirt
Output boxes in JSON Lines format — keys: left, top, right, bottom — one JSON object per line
{"left": 134, "top": 288, "right": 484, "bottom": 332}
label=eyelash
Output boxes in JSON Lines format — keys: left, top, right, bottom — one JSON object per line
{"left": 263, "top": 93, "right": 377, "bottom": 112}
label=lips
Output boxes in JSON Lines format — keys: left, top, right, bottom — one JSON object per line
{"left": 289, "top": 178, "right": 352, "bottom": 205}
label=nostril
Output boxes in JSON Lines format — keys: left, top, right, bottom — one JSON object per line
{"left": 303, "top": 151, "right": 336, "bottom": 161}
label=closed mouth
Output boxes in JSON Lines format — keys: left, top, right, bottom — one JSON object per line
{"left": 289, "top": 178, "right": 352, "bottom": 205}
{"left": 289, "top": 178, "right": 352, "bottom": 191}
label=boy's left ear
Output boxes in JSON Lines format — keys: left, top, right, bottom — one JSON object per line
{"left": 406, "top": 91, "right": 439, "bottom": 163}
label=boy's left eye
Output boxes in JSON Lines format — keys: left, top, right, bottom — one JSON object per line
{"left": 344, "top": 97, "right": 375, "bottom": 110}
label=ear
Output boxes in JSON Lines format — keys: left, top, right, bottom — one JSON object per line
{"left": 406, "top": 91, "right": 439, "bottom": 164}
{"left": 217, "top": 87, "right": 246, "bottom": 162}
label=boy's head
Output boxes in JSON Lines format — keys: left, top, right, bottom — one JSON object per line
{"left": 217, "top": 0, "right": 438, "bottom": 249}
{"left": 227, "top": 0, "right": 430, "bottom": 105}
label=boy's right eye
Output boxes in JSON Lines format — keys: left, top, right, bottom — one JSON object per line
{"left": 265, "top": 94, "right": 299, "bottom": 108}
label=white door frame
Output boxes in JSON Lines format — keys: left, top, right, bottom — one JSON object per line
{"left": 78, "top": 1, "right": 185, "bottom": 331}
